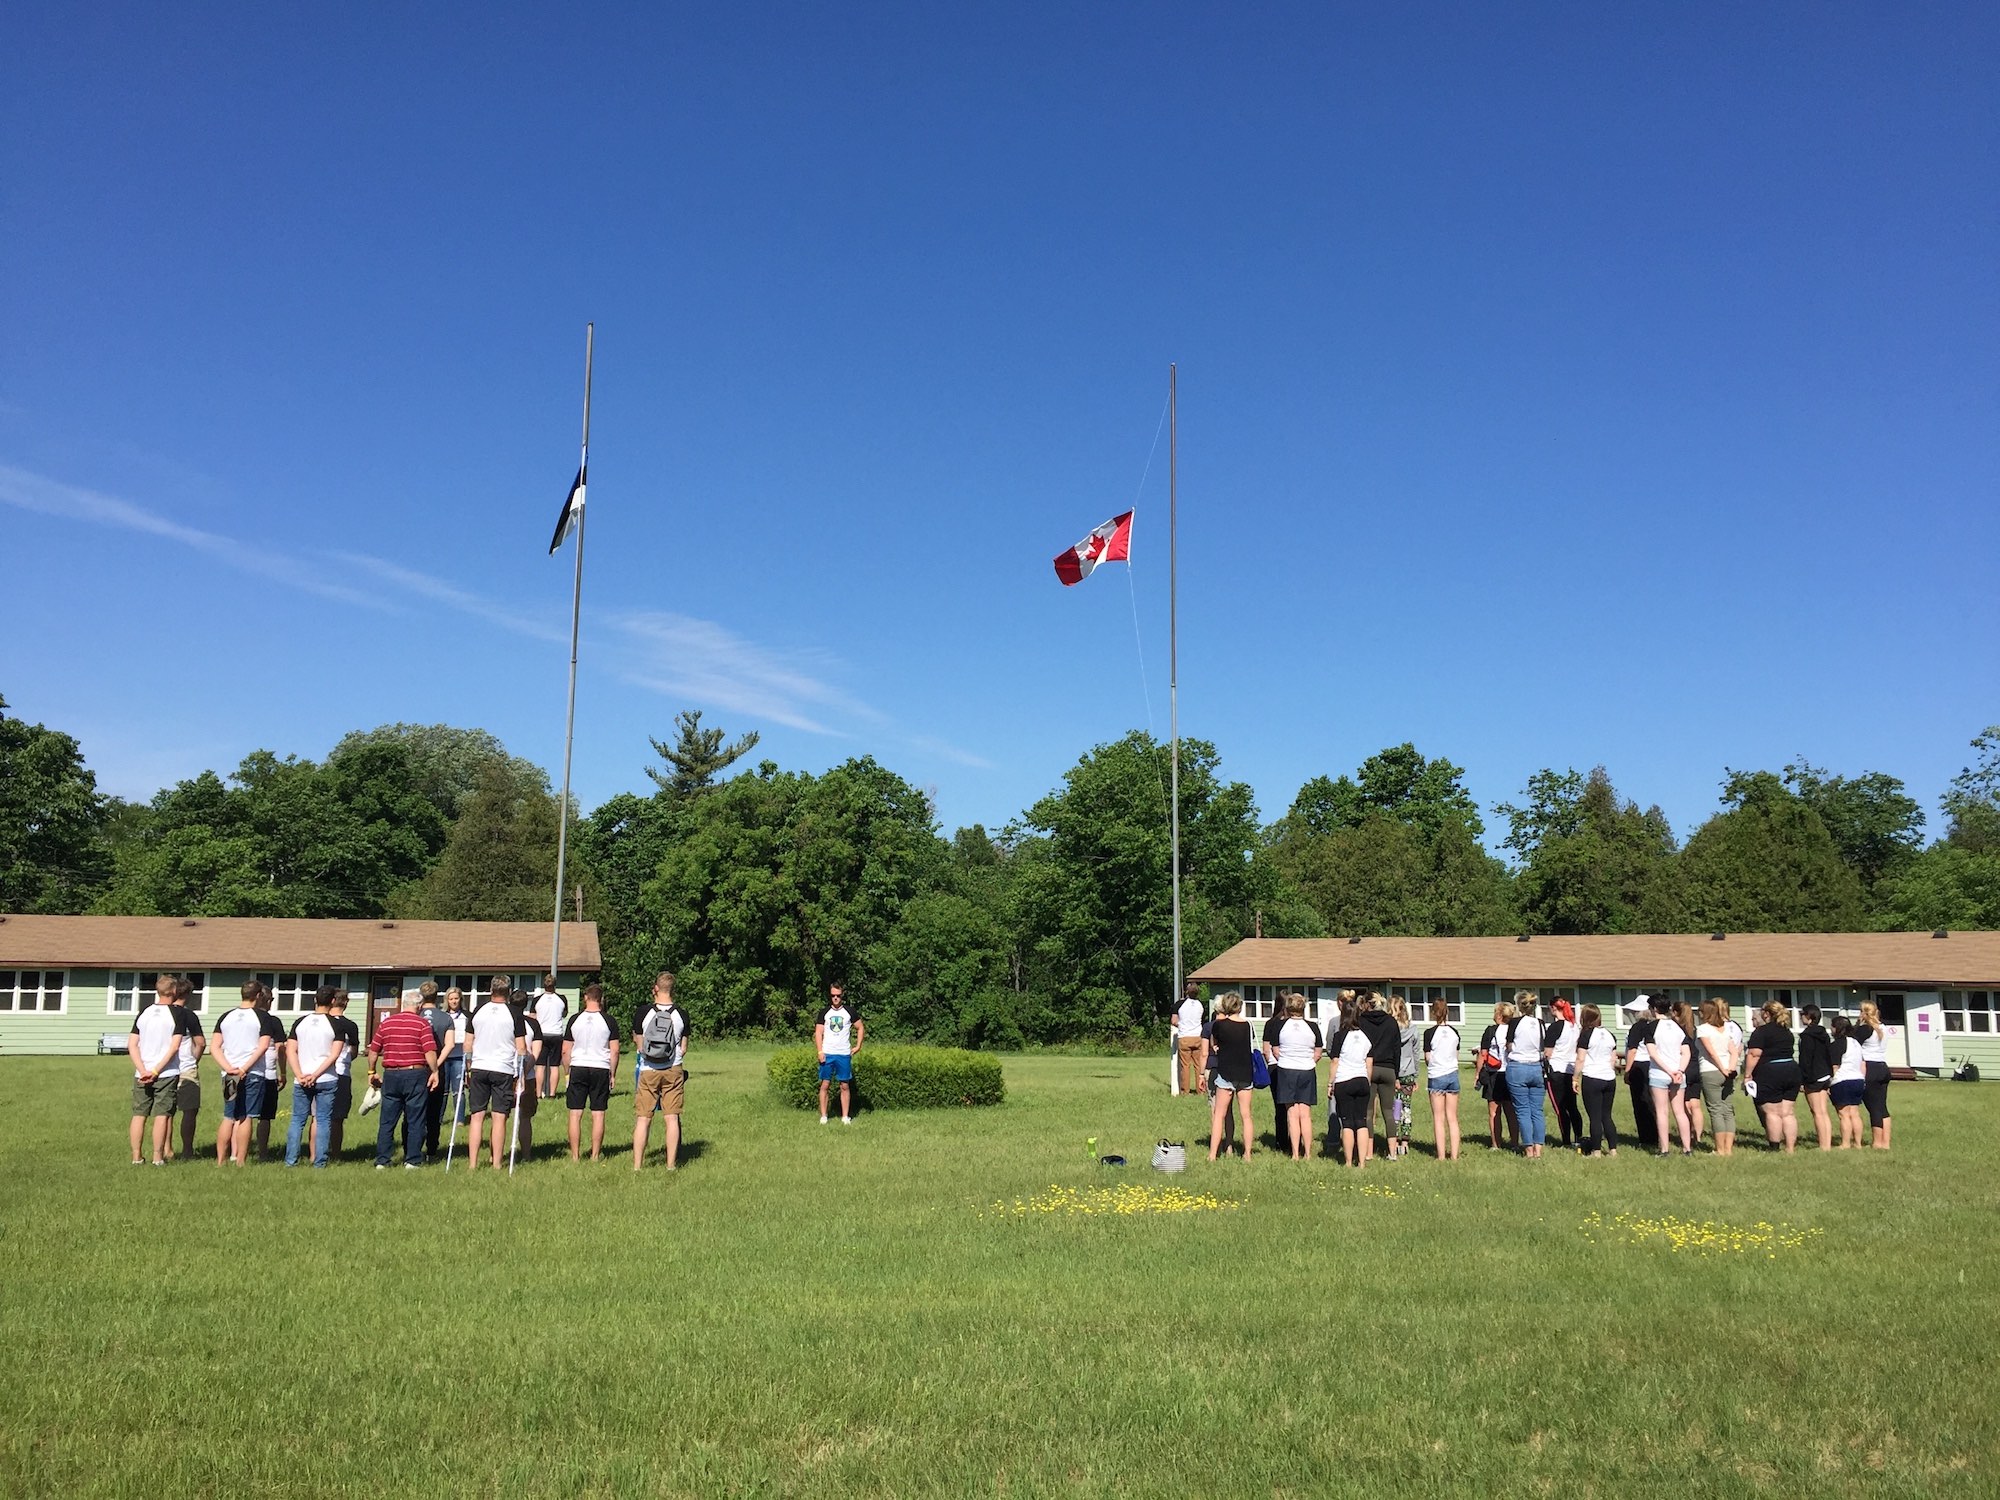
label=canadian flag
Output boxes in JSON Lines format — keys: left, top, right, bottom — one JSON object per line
{"left": 1053, "top": 509, "right": 1135, "bottom": 586}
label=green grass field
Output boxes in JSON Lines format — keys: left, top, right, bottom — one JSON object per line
{"left": 3, "top": 1047, "right": 1995, "bottom": 1498}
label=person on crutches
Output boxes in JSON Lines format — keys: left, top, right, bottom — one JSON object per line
{"left": 464, "top": 980, "right": 528, "bottom": 1173}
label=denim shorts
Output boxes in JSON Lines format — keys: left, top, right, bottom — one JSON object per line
{"left": 1211, "top": 1074, "right": 1252, "bottom": 1093}
{"left": 1428, "top": 1075, "right": 1460, "bottom": 1094}
{"left": 1648, "top": 1071, "right": 1676, "bottom": 1090}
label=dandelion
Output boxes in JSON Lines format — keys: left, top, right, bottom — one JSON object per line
{"left": 1576, "top": 1209, "right": 1822, "bottom": 1258}
{"left": 989, "top": 1183, "right": 1242, "bottom": 1218}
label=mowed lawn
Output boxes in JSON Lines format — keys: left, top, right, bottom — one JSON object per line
{"left": 3, "top": 1047, "right": 1996, "bottom": 1499}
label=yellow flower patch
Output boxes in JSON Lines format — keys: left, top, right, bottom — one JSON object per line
{"left": 1579, "top": 1210, "right": 1824, "bottom": 1258}
{"left": 987, "top": 1183, "right": 1241, "bottom": 1218}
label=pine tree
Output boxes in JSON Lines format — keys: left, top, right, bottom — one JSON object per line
{"left": 643, "top": 710, "right": 760, "bottom": 798}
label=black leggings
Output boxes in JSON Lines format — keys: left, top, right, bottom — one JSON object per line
{"left": 1549, "top": 1071, "right": 1583, "bottom": 1144}
{"left": 1582, "top": 1077, "right": 1620, "bottom": 1154}
{"left": 1626, "top": 1071, "right": 1657, "bottom": 1149}
{"left": 1863, "top": 1062, "right": 1891, "bottom": 1126}
{"left": 1335, "top": 1077, "right": 1372, "bottom": 1130}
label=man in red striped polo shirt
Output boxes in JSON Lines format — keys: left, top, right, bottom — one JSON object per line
{"left": 366, "top": 991, "right": 440, "bottom": 1169}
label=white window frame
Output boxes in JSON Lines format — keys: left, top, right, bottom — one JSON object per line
{"left": 1942, "top": 990, "right": 1993, "bottom": 1034}
{"left": 431, "top": 974, "right": 514, "bottom": 1002}
{"left": 1388, "top": 983, "right": 1464, "bottom": 1026}
{"left": 0, "top": 969, "right": 68, "bottom": 1014}
{"left": 255, "top": 972, "right": 334, "bottom": 1014}
{"left": 109, "top": 971, "right": 209, "bottom": 1015}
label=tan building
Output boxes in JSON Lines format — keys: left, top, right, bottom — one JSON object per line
{"left": 0, "top": 914, "right": 602, "bottom": 1056}
{"left": 1191, "top": 931, "right": 2000, "bottom": 1076}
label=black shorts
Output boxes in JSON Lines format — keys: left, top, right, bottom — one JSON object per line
{"left": 1801, "top": 1077, "right": 1830, "bottom": 1095}
{"left": 331, "top": 1075, "right": 354, "bottom": 1120}
{"left": 565, "top": 1066, "right": 611, "bottom": 1112}
{"left": 258, "top": 1076, "right": 280, "bottom": 1120}
{"left": 1334, "top": 1076, "right": 1372, "bottom": 1129}
{"left": 467, "top": 1070, "right": 519, "bottom": 1114}
{"left": 1270, "top": 1066, "right": 1317, "bottom": 1108}
{"left": 1754, "top": 1063, "right": 1800, "bottom": 1105}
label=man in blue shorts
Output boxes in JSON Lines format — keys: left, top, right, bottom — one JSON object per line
{"left": 815, "top": 984, "right": 863, "bottom": 1125}
{"left": 212, "top": 981, "right": 276, "bottom": 1167}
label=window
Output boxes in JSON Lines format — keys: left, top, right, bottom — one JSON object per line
{"left": 254, "top": 972, "right": 333, "bottom": 1014}
{"left": 432, "top": 974, "right": 514, "bottom": 1001}
{"left": 1745, "top": 988, "right": 1852, "bottom": 1027}
{"left": 0, "top": 970, "right": 67, "bottom": 1013}
{"left": 1943, "top": 991, "right": 1992, "bottom": 1034}
{"left": 109, "top": 972, "right": 208, "bottom": 1015}
{"left": 1389, "top": 984, "right": 1463, "bottom": 1025}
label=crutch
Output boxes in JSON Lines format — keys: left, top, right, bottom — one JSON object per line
{"left": 443, "top": 1055, "right": 469, "bottom": 1170}
{"left": 506, "top": 1053, "right": 524, "bottom": 1175}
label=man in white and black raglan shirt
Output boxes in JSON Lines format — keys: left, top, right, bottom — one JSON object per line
{"left": 283, "top": 986, "right": 343, "bottom": 1168}
{"left": 561, "top": 983, "right": 621, "bottom": 1162}
{"left": 127, "top": 978, "right": 191, "bottom": 1165}
{"left": 213, "top": 981, "right": 275, "bottom": 1166}
{"left": 815, "top": 983, "right": 862, "bottom": 1126}
{"left": 166, "top": 976, "right": 206, "bottom": 1162}
{"left": 465, "top": 980, "right": 528, "bottom": 1172}
{"left": 533, "top": 974, "right": 568, "bottom": 1099}
{"left": 632, "top": 971, "right": 688, "bottom": 1170}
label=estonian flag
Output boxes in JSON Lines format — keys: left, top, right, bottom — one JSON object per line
{"left": 549, "top": 464, "right": 585, "bottom": 555}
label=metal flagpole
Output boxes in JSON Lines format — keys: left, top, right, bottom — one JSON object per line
{"left": 548, "top": 323, "right": 592, "bottom": 989}
{"left": 1168, "top": 364, "right": 1183, "bottom": 1092}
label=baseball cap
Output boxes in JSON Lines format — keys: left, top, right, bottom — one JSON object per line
{"left": 1621, "top": 993, "right": 1651, "bottom": 1013}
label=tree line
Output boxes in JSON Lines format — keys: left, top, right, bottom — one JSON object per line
{"left": 4, "top": 691, "right": 1996, "bottom": 1046}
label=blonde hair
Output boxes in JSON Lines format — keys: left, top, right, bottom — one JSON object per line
{"left": 1699, "top": 997, "right": 1728, "bottom": 1028}
{"left": 1216, "top": 992, "right": 1243, "bottom": 1017}
{"left": 1494, "top": 1000, "right": 1516, "bottom": 1023}
{"left": 1386, "top": 994, "right": 1410, "bottom": 1026}
{"left": 1858, "top": 1000, "right": 1881, "bottom": 1033}
{"left": 1512, "top": 989, "right": 1538, "bottom": 1010}
{"left": 1336, "top": 987, "right": 1358, "bottom": 1006}
{"left": 1761, "top": 1000, "right": 1792, "bottom": 1029}
{"left": 1284, "top": 992, "right": 1306, "bottom": 1019}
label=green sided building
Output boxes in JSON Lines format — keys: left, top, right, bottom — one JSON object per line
{"left": 0, "top": 914, "right": 602, "bottom": 1056}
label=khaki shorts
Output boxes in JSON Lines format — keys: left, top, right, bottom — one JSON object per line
{"left": 173, "top": 1077, "right": 201, "bottom": 1115}
{"left": 636, "top": 1066, "right": 685, "bottom": 1118}
{"left": 131, "top": 1075, "right": 181, "bottom": 1117}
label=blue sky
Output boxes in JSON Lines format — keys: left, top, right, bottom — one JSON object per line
{"left": 3, "top": 3, "right": 1995, "bottom": 849}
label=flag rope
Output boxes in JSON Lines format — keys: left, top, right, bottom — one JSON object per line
{"left": 1124, "top": 388, "right": 1171, "bottom": 742}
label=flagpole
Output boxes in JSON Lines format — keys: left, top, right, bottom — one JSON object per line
{"left": 549, "top": 323, "right": 590, "bottom": 990}
{"left": 1168, "top": 363, "right": 1183, "bottom": 1082}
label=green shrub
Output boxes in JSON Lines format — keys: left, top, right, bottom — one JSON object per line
{"left": 767, "top": 1044, "right": 1005, "bottom": 1111}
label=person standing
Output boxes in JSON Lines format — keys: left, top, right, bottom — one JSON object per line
{"left": 1327, "top": 997, "right": 1373, "bottom": 1168}
{"left": 322, "top": 991, "right": 360, "bottom": 1160}
{"left": 1646, "top": 996, "right": 1693, "bottom": 1156}
{"left": 210, "top": 982, "right": 273, "bottom": 1166}
{"left": 417, "top": 984, "right": 451, "bottom": 1157}
{"left": 1743, "top": 1000, "right": 1801, "bottom": 1154}
{"left": 1271, "top": 993, "right": 1324, "bottom": 1162}
{"left": 815, "top": 984, "right": 863, "bottom": 1125}
{"left": 1621, "top": 995, "right": 1659, "bottom": 1152}
{"left": 1477, "top": 1001, "right": 1516, "bottom": 1151}
{"left": 166, "top": 977, "right": 206, "bottom": 1161}
{"left": 441, "top": 987, "right": 470, "bottom": 1127}
{"left": 1542, "top": 996, "right": 1583, "bottom": 1151}
{"left": 1576, "top": 1005, "right": 1621, "bottom": 1157}
{"left": 127, "top": 979, "right": 191, "bottom": 1165}
{"left": 1695, "top": 998, "right": 1740, "bottom": 1157}
{"left": 561, "top": 983, "right": 621, "bottom": 1162}
{"left": 1829, "top": 1016, "right": 1866, "bottom": 1148}
{"left": 633, "top": 972, "right": 689, "bottom": 1169}
{"left": 367, "top": 990, "right": 441, "bottom": 1170}
{"left": 1204, "top": 992, "right": 1256, "bottom": 1161}
{"left": 1504, "top": 991, "right": 1549, "bottom": 1159}
{"left": 1356, "top": 992, "right": 1401, "bottom": 1157}
{"left": 1173, "top": 982, "right": 1206, "bottom": 1097}
{"left": 251, "top": 983, "right": 286, "bottom": 1163}
{"left": 1423, "top": 999, "right": 1462, "bottom": 1161}
{"left": 1386, "top": 994, "right": 1421, "bottom": 1160}
{"left": 533, "top": 975, "right": 568, "bottom": 1099}
{"left": 1796, "top": 1004, "right": 1836, "bottom": 1152}
{"left": 283, "top": 986, "right": 343, "bottom": 1168}
{"left": 1855, "top": 1000, "right": 1893, "bottom": 1150}
{"left": 461, "top": 981, "right": 527, "bottom": 1172}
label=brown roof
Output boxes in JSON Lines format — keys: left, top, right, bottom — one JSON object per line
{"left": 0, "top": 915, "right": 601, "bottom": 972}
{"left": 1191, "top": 932, "right": 2000, "bottom": 988}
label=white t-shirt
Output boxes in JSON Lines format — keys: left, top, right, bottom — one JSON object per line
{"left": 291, "top": 1012, "right": 339, "bottom": 1079}
{"left": 131, "top": 1002, "right": 187, "bottom": 1078}
{"left": 1834, "top": 1036, "right": 1866, "bottom": 1083}
{"left": 214, "top": 1007, "right": 268, "bottom": 1073}
{"left": 470, "top": 999, "right": 528, "bottom": 1075}
{"left": 1545, "top": 1018, "right": 1579, "bottom": 1073}
{"left": 1507, "top": 1015, "right": 1545, "bottom": 1065}
{"left": 534, "top": 990, "right": 568, "bottom": 1042}
{"left": 1174, "top": 998, "right": 1204, "bottom": 1037}
{"left": 564, "top": 1009, "right": 618, "bottom": 1069}
{"left": 1579, "top": 1027, "right": 1619, "bottom": 1081}
{"left": 1332, "top": 1027, "right": 1372, "bottom": 1082}
{"left": 1648, "top": 1017, "right": 1688, "bottom": 1077}
{"left": 1275, "top": 1018, "right": 1321, "bottom": 1071}
{"left": 1859, "top": 1025, "right": 1889, "bottom": 1064}
{"left": 258, "top": 1013, "right": 283, "bottom": 1080}
{"left": 1696, "top": 1022, "right": 1734, "bottom": 1073}
{"left": 1426, "top": 1024, "right": 1461, "bottom": 1080}
{"left": 820, "top": 1006, "right": 856, "bottom": 1057}
{"left": 175, "top": 1008, "right": 203, "bottom": 1075}
{"left": 331, "top": 1016, "right": 357, "bottom": 1077}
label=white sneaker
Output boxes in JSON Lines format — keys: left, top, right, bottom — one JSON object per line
{"left": 841, "top": 1117, "right": 852, "bottom": 1126}
{"left": 819, "top": 1115, "right": 829, "bottom": 1125}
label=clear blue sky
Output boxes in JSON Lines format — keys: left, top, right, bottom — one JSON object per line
{"left": 3, "top": 3, "right": 1995, "bottom": 848}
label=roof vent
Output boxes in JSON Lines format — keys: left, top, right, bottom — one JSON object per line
{"left": 380, "top": 921, "right": 396, "bottom": 929}
{"left": 1347, "top": 936, "right": 1362, "bottom": 945}
{"left": 181, "top": 919, "right": 198, "bottom": 928}
{"left": 1933, "top": 929, "right": 1948, "bottom": 939}
{"left": 1711, "top": 932, "right": 1726, "bottom": 941}
{"left": 1516, "top": 934, "right": 1531, "bottom": 942}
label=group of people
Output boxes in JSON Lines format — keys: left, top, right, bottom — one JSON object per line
{"left": 1175, "top": 985, "right": 1898, "bottom": 1164}
{"left": 124, "top": 970, "right": 693, "bottom": 1172}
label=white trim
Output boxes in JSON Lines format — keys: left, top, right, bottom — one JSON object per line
{"left": 107, "top": 970, "right": 209, "bottom": 1016}
{"left": 0, "top": 968, "right": 68, "bottom": 1015}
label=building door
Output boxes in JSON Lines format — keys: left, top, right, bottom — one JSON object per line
{"left": 1873, "top": 992, "right": 1911, "bottom": 1069}
{"left": 1903, "top": 992, "right": 1945, "bottom": 1072}
{"left": 369, "top": 975, "right": 404, "bottom": 1042}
